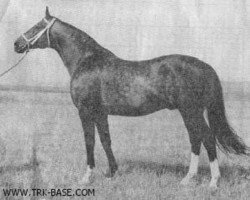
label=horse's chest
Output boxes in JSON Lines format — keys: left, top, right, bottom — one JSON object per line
{"left": 70, "top": 73, "right": 100, "bottom": 108}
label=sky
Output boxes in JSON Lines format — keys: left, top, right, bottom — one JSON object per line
{"left": 0, "top": 0, "right": 250, "bottom": 88}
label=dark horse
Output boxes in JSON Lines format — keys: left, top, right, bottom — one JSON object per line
{"left": 14, "top": 8, "right": 249, "bottom": 188}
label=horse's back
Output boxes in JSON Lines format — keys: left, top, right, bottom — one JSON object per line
{"left": 110, "top": 54, "right": 218, "bottom": 112}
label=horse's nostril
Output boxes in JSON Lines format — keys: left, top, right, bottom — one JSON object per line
{"left": 14, "top": 41, "right": 18, "bottom": 47}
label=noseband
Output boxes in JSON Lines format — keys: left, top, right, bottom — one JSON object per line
{"left": 21, "top": 18, "right": 56, "bottom": 51}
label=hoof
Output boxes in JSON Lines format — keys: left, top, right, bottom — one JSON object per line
{"left": 209, "top": 184, "right": 218, "bottom": 191}
{"left": 180, "top": 177, "right": 190, "bottom": 185}
{"left": 209, "top": 181, "right": 218, "bottom": 191}
{"left": 103, "top": 167, "right": 118, "bottom": 178}
{"left": 209, "top": 184, "right": 218, "bottom": 194}
{"left": 104, "top": 170, "right": 115, "bottom": 178}
{"left": 209, "top": 176, "right": 220, "bottom": 190}
{"left": 79, "top": 174, "right": 94, "bottom": 185}
{"left": 180, "top": 174, "right": 196, "bottom": 186}
{"left": 80, "top": 166, "right": 94, "bottom": 185}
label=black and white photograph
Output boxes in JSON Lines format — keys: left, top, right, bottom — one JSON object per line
{"left": 0, "top": 0, "right": 250, "bottom": 199}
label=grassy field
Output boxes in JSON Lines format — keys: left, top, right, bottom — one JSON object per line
{"left": 0, "top": 90, "right": 249, "bottom": 199}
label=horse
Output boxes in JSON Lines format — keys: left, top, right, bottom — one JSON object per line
{"left": 14, "top": 7, "right": 249, "bottom": 188}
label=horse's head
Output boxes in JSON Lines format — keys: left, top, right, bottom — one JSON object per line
{"left": 14, "top": 7, "right": 56, "bottom": 53}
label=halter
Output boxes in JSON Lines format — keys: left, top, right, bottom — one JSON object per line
{"left": 21, "top": 18, "right": 56, "bottom": 51}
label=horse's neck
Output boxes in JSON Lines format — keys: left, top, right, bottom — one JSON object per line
{"left": 51, "top": 20, "right": 109, "bottom": 76}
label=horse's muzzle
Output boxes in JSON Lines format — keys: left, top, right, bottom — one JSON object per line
{"left": 14, "top": 39, "right": 27, "bottom": 53}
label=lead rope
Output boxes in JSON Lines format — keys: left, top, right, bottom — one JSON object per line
{"left": 0, "top": 51, "right": 28, "bottom": 78}
{"left": 0, "top": 18, "right": 56, "bottom": 78}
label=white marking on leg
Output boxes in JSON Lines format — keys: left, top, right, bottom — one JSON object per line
{"left": 203, "top": 109, "right": 210, "bottom": 128}
{"left": 181, "top": 152, "right": 199, "bottom": 185}
{"left": 209, "top": 159, "right": 220, "bottom": 188}
{"left": 188, "top": 152, "right": 199, "bottom": 175}
{"left": 81, "top": 165, "right": 93, "bottom": 185}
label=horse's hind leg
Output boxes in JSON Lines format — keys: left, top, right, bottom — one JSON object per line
{"left": 180, "top": 107, "right": 220, "bottom": 188}
{"left": 202, "top": 110, "right": 220, "bottom": 188}
{"left": 95, "top": 114, "right": 118, "bottom": 178}
{"left": 179, "top": 108, "right": 203, "bottom": 185}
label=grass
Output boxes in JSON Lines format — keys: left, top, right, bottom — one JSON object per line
{"left": 0, "top": 90, "right": 249, "bottom": 199}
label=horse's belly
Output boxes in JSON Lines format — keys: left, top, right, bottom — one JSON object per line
{"left": 105, "top": 105, "right": 160, "bottom": 116}
{"left": 103, "top": 93, "right": 176, "bottom": 116}
{"left": 101, "top": 72, "right": 177, "bottom": 115}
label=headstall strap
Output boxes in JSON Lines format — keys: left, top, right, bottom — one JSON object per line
{"left": 21, "top": 18, "right": 56, "bottom": 49}
{"left": 0, "top": 18, "right": 56, "bottom": 78}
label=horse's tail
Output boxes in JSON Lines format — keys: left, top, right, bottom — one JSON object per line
{"left": 207, "top": 74, "right": 250, "bottom": 155}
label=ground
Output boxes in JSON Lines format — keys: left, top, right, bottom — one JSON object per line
{"left": 0, "top": 89, "right": 249, "bottom": 200}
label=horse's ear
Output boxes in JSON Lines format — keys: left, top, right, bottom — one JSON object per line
{"left": 45, "top": 6, "right": 51, "bottom": 18}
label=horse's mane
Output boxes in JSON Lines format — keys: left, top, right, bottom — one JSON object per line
{"left": 56, "top": 18, "right": 113, "bottom": 56}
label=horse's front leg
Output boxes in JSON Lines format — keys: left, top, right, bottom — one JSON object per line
{"left": 79, "top": 108, "right": 95, "bottom": 184}
{"left": 95, "top": 114, "right": 118, "bottom": 178}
